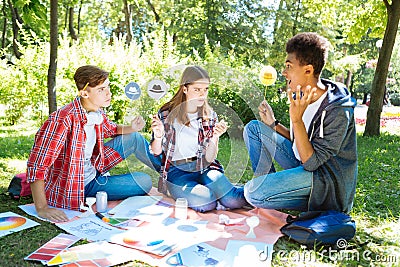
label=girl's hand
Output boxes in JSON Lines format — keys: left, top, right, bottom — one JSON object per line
{"left": 131, "top": 116, "right": 146, "bottom": 132}
{"left": 151, "top": 115, "right": 165, "bottom": 139}
{"left": 213, "top": 120, "right": 228, "bottom": 138}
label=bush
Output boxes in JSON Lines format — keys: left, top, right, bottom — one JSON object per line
{"left": 0, "top": 31, "right": 291, "bottom": 136}
{"left": 390, "top": 92, "right": 400, "bottom": 106}
{"left": 0, "top": 30, "right": 182, "bottom": 127}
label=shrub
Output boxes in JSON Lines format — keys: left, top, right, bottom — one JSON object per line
{"left": 0, "top": 32, "right": 290, "bottom": 136}
{"left": 390, "top": 92, "right": 400, "bottom": 106}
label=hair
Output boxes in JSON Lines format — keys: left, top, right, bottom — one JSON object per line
{"left": 286, "top": 32, "right": 330, "bottom": 77}
{"left": 160, "top": 65, "right": 212, "bottom": 125}
{"left": 74, "top": 65, "right": 109, "bottom": 91}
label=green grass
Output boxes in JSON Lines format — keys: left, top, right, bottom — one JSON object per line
{"left": 0, "top": 119, "right": 399, "bottom": 266}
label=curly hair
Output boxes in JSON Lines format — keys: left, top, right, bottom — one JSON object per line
{"left": 286, "top": 32, "right": 330, "bottom": 77}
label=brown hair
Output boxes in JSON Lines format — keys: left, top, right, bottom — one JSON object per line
{"left": 286, "top": 32, "right": 330, "bottom": 77}
{"left": 74, "top": 65, "right": 109, "bottom": 91}
{"left": 160, "top": 65, "right": 212, "bottom": 125}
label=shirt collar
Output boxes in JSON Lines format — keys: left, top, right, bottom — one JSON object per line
{"left": 72, "top": 97, "right": 88, "bottom": 125}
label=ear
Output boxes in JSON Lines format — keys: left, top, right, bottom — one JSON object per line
{"left": 304, "top": 65, "right": 314, "bottom": 75}
{"left": 80, "top": 90, "right": 89, "bottom": 98}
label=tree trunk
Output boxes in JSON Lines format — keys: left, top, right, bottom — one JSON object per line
{"left": 364, "top": 0, "right": 400, "bottom": 136}
{"left": 145, "top": 0, "right": 160, "bottom": 22}
{"left": 123, "top": 0, "right": 133, "bottom": 44}
{"left": 1, "top": 0, "right": 6, "bottom": 49}
{"left": 7, "top": 0, "right": 22, "bottom": 59}
{"left": 362, "top": 93, "right": 368, "bottom": 104}
{"left": 345, "top": 70, "right": 352, "bottom": 90}
{"left": 64, "top": 6, "right": 68, "bottom": 29}
{"left": 78, "top": 0, "right": 83, "bottom": 34}
{"left": 292, "top": 0, "right": 301, "bottom": 36}
{"left": 47, "top": 0, "right": 58, "bottom": 114}
{"left": 68, "top": 7, "right": 78, "bottom": 40}
{"left": 272, "top": 0, "right": 284, "bottom": 45}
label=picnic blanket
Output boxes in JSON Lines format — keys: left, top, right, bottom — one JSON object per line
{"left": 99, "top": 187, "right": 288, "bottom": 245}
{"left": 21, "top": 187, "right": 289, "bottom": 266}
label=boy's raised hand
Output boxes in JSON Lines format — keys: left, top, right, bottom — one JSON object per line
{"left": 287, "top": 85, "right": 317, "bottom": 123}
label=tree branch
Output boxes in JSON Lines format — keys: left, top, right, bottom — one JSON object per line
{"left": 145, "top": 0, "right": 160, "bottom": 22}
{"left": 382, "top": 0, "right": 390, "bottom": 10}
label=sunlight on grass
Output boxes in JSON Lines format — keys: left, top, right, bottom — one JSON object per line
{"left": 6, "top": 159, "right": 27, "bottom": 171}
{"left": 0, "top": 120, "right": 38, "bottom": 138}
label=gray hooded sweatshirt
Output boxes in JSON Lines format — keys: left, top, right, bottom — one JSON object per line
{"left": 303, "top": 79, "right": 358, "bottom": 213}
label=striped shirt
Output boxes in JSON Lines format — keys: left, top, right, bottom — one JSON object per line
{"left": 154, "top": 109, "right": 224, "bottom": 194}
{"left": 27, "top": 97, "right": 123, "bottom": 210}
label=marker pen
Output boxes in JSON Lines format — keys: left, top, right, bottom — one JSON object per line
{"left": 95, "top": 212, "right": 110, "bottom": 223}
{"left": 147, "top": 239, "right": 164, "bottom": 246}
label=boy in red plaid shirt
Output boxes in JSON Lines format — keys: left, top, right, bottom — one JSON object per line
{"left": 27, "top": 65, "right": 158, "bottom": 222}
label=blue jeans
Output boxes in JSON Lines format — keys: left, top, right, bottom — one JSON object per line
{"left": 85, "top": 132, "right": 161, "bottom": 200}
{"left": 166, "top": 162, "right": 247, "bottom": 212}
{"left": 243, "top": 120, "right": 312, "bottom": 211}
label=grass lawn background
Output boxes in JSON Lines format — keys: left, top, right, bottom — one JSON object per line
{"left": 0, "top": 115, "right": 399, "bottom": 267}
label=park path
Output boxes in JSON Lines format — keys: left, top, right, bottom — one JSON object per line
{"left": 354, "top": 105, "right": 400, "bottom": 135}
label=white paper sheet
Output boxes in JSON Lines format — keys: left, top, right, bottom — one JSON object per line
{"left": 55, "top": 214, "right": 125, "bottom": 242}
{"left": 166, "top": 243, "right": 230, "bottom": 267}
{"left": 109, "top": 217, "right": 220, "bottom": 256}
{"left": 225, "top": 240, "right": 273, "bottom": 267}
{"left": 107, "top": 195, "right": 172, "bottom": 222}
{"left": 0, "top": 211, "right": 40, "bottom": 238}
{"left": 19, "top": 203, "right": 82, "bottom": 221}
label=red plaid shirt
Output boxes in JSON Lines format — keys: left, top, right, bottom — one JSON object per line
{"left": 27, "top": 97, "right": 123, "bottom": 210}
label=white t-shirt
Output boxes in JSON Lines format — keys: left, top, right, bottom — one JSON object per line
{"left": 172, "top": 112, "right": 199, "bottom": 161}
{"left": 291, "top": 91, "right": 327, "bottom": 161}
{"left": 83, "top": 111, "right": 103, "bottom": 186}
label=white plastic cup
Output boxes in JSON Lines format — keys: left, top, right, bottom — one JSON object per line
{"left": 175, "top": 198, "right": 188, "bottom": 220}
{"left": 96, "top": 191, "right": 108, "bottom": 213}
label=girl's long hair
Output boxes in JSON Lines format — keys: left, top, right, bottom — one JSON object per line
{"left": 160, "top": 65, "right": 213, "bottom": 125}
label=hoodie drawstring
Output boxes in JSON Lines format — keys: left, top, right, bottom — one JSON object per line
{"left": 319, "top": 110, "right": 326, "bottom": 138}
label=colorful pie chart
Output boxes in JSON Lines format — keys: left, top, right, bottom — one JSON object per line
{"left": 0, "top": 216, "right": 26, "bottom": 230}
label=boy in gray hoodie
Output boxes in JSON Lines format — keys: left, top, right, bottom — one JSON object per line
{"left": 243, "top": 32, "right": 357, "bottom": 213}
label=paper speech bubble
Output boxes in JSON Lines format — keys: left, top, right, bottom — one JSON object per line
{"left": 147, "top": 79, "right": 168, "bottom": 100}
{"left": 124, "top": 82, "right": 141, "bottom": 100}
{"left": 259, "top": 65, "right": 277, "bottom": 86}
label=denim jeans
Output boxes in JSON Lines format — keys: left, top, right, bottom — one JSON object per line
{"left": 166, "top": 161, "right": 247, "bottom": 212}
{"left": 85, "top": 132, "right": 161, "bottom": 200}
{"left": 243, "top": 120, "right": 312, "bottom": 211}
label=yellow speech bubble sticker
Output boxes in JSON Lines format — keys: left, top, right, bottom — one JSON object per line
{"left": 259, "top": 65, "right": 277, "bottom": 86}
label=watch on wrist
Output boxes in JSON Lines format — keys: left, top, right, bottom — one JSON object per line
{"left": 269, "top": 120, "right": 279, "bottom": 128}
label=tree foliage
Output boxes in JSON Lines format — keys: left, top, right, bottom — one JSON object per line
{"left": 0, "top": 0, "right": 399, "bottom": 136}
{"left": 1, "top": 0, "right": 47, "bottom": 59}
